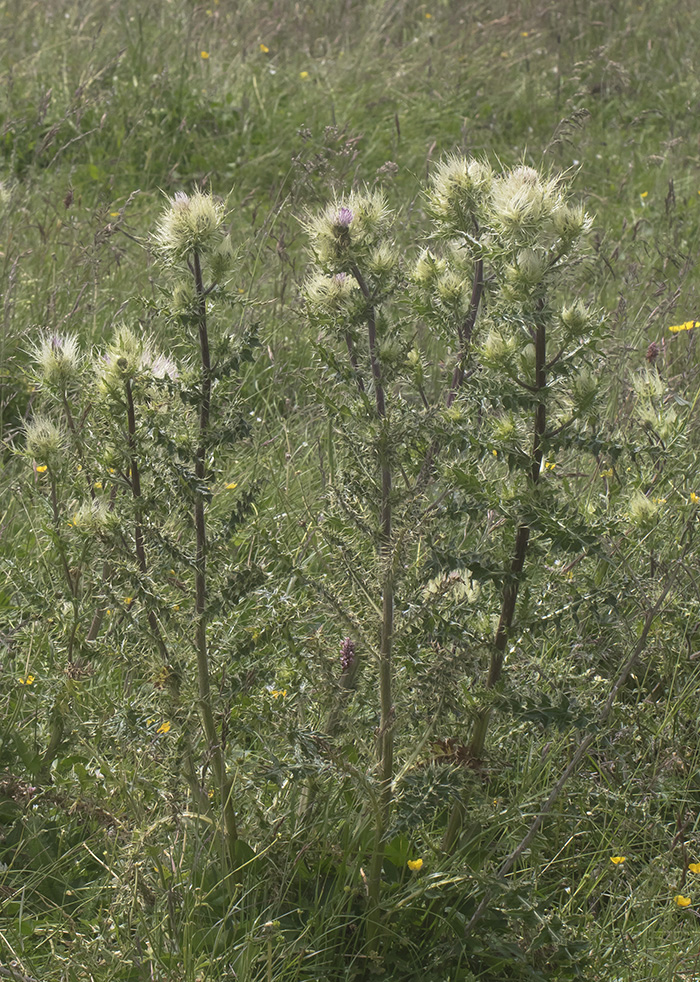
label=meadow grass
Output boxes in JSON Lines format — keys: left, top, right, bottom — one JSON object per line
{"left": 3, "top": 1, "right": 700, "bottom": 980}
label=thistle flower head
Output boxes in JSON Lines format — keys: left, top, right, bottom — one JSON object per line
{"left": 412, "top": 249, "right": 447, "bottom": 287}
{"left": 98, "top": 326, "right": 145, "bottom": 388}
{"left": 340, "top": 637, "right": 356, "bottom": 673}
{"left": 305, "top": 189, "right": 392, "bottom": 269}
{"left": 154, "top": 189, "right": 226, "bottom": 261}
{"left": 489, "top": 165, "right": 561, "bottom": 243}
{"left": 69, "top": 498, "right": 118, "bottom": 533}
{"left": 628, "top": 491, "right": 658, "bottom": 526}
{"left": 427, "top": 155, "right": 492, "bottom": 234}
{"left": 505, "top": 248, "right": 548, "bottom": 289}
{"left": 304, "top": 270, "right": 360, "bottom": 315}
{"left": 560, "top": 299, "right": 590, "bottom": 335}
{"left": 24, "top": 416, "right": 65, "bottom": 464}
{"left": 32, "top": 333, "right": 82, "bottom": 389}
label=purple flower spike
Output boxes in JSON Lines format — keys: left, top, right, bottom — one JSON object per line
{"left": 335, "top": 206, "right": 354, "bottom": 228}
{"left": 334, "top": 272, "right": 348, "bottom": 285}
{"left": 340, "top": 637, "right": 356, "bottom": 673}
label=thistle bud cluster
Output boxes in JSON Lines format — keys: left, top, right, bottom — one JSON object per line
{"left": 304, "top": 189, "right": 394, "bottom": 272}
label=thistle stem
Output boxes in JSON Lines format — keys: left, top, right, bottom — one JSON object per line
{"left": 192, "top": 249, "right": 239, "bottom": 863}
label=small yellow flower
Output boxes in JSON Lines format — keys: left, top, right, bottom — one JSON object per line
{"left": 669, "top": 320, "right": 698, "bottom": 333}
{"left": 690, "top": 492, "right": 699, "bottom": 504}
{"left": 407, "top": 858, "right": 423, "bottom": 871}
{"left": 600, "top": 468, "right": 614, "bottom": 478}
{"left": 688, "top": 863, "right": 700, "bottom": 874}
{"left": 299, "top": 71, "right": 309, "bottom": 79}
{"left": 200, "top": 51, "right": 210, "bottom": 59}
{"left": 124, "top": 596, "right": 133, "bottom": 604}
{"left": 492, "top": 449, "right": 498, "bottom": 457}
{"left": 226, "top": 481, "right": 238, "bottom": 490}
{"left": 520, "top": 31, "right": 529, "bottom": 36}
{"left": 19, "top": 675, "right": 35, "bottom": 685}
{"left": 36, "top": 465, "right": 48, "bottom": 473}
{"left": 157, "top": 721, "right": 171, "bottom": 735}
{"left": 640, "top": 191, "right": 648, "bottom": 198}
{"left": 94, "top": 481, "right": 102, "bottom": 489}
{"left": 271, "top": 689, "right": 287, "bottom": 699}
{"left": 208, "top": 789, "right": 215, "bottom": 799}
{"left": 610, "top": 856, "right": 627, "bottom": 865}
{"left": 259, "top": 43, "right": 269, "bottom": 53}
{"left": 544, "top": 461, "right": 556, "bottom": 471}
{"left": 675, "top": 894, "right": 692, "bottom": 907}
{"left": 110, "top": 211, "right": 120, "bottom": 217}
{"left": 425, "top": 11, "right": 432, "bottom": 17}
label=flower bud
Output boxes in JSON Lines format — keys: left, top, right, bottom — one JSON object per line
{"left": 628, "top": 491, "right": 658, "bottom": 526}
{"left": 98, "top": 327, "right": 145, "bottom": 388}
{"left": 25, "top": 417, "right": 65, "bottom": 464}
{"left": 560, "top": 300, "right": 590, "bottom": 335}
{"left": 33, "top": 334, "right": 81, "bottom": 390}
{"left": 427, "top": 155, "right": 492, "bottom": 233}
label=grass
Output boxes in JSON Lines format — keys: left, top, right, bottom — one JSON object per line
{"left": 3, "top": 1, "right": 700, "bottom": 980}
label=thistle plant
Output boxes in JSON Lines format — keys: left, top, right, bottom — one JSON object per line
{"left": 302, "top": 157, "right": 602, "bottom": 920}
{"left": 154, "top": 189, "right": 240, "bottom": 864}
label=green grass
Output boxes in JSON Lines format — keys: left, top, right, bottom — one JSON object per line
{"left": 4, "top": 1, "right": 700, "bottom": 980}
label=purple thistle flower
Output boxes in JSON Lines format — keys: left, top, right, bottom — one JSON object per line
{"left": 334, "top": 272, "right": 348, "bottom": 285}
{"left": 340, "top": 637, "right": 356, "bottom": 673}
{"left": 335, "top": 206, "right": 354, "bottom": 228}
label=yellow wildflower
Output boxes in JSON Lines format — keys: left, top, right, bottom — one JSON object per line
{"left": 200, "top": 51, "right": 209, "bottom": 59}
{"left": 407, "top": 858, "right": 423, "bottom": 871}
{"left": 94, "top": 481, "right": 102, "bottom": 489}
{"left": 271, "top": 689, "right": 287, "bottom": 699}
{"left": 19, "top": 675, "right": 35, "bottom": 685}
{"left": 226, "top": 481, "right": 238, "bottom": 490}
{"left": 157, "top": 721, "right": 171, "bottom": 735}
{"left": 124, "top": 596, "right": 133, "bottom": 604}
{"left": 690, "top": 492, "right": 699, "bottom": 504}
{"left": 110, "top": 211, "right": 120, "bottom": 217}
{"left": 544, "top": 461, "right": 556, "bottom": 471}
{"left": 425, "top": 12, "right": 432, "bottom": 17}
{"left": 688, "top": 863, "right": 700, "bottom": 874}
{"left": 36, "top": 464, "right": 48, "bottom": 473}
{"left": 669, "top": 320, "right": 698, "bottom": 333}
{"left": 675, "top": 894, "right": 692, "bottom": 907}
{"left": 259, "top": 43, "right": 269, "bottom": 53}
{"left": 610, "top": 856, "right": 626, "bottom": 865}
{"left": 640, "top": 191, "right": 648, "bottom": 198}
{"left": 600, "top": 468, "right": 613, "bottom": 478}
{"left": 300, "top": 71, "right": 309, "bottom": 79}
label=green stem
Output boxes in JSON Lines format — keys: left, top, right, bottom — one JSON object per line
{"left": 468, "top": 302, "right": 547, "bottom": 762}
{"left": 351, "top": 263, "right": 393, "bottom": 941}
{"left": 192, "top": 249, "right": 239, "bottom": 862}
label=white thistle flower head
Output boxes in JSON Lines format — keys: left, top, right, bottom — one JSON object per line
{"left": 551, "top": 201, "right": 592, "bottom": 245}
{"left": 304, "top": 270, "right": 359, "bottom": 314}
{"left": 69, "top": 499, "right": 118, "bottom": 533}
{"left": 427, "top": 155, "right": 492, "bottom": 233}
{"left": 33, "top": 334, "right": 82, "bottom": 389}
{"left": 413, "top": 249, "right": 447, "bottom": 287}
{"left": 505, "top": 248, "right": 548, "bottom": 289}
{"left": 489, "top": 165, "right": 561, "bottom": 243}
{"left": 25, "top": 416, "right": 65, "bottom": 464}
{"left": 98, "top": 326, "right": 146, "bottom": 389}
{"left": 155, "top": 189, "right": 225, "bottom": 261}
{"left": 147, "top": 352, "right": 179, "bottom": 381}
{"left": 481, "top": 328, "right": 518, "bottom": 367}
{"left": 560, "top": 300, "right": 590, "bottom": 334}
